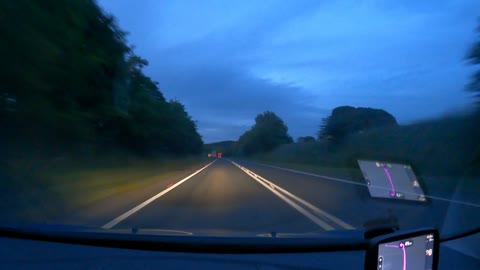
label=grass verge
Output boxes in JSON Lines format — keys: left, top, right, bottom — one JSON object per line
{"left": 0, "top": 155, "right": 209, "bottom": 223}
{"left": 248, "top": 158, "right": 363, "bottom": 181}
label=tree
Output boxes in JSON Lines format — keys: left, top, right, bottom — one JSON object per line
{"left": 297, "top": 136, "right": 315, "bottom": 143}
{"left": 235, "top": 111, "right": 293, "bottom": 155}
{"left": 0, "top": 0, "right": 130, "bottom": 146}
{"left": 164, "top": 101, "right": 203, "bottom": 154}
{"left": 0, "top": 0, "right": 203, "bottom": 157}
{"left": 466, "top": 18, "right": 480, "bottom": 104}
{"left": 465, "top": 19, "right": 480, "bottom": 170}
{"left": 318, "top": 106, "right": 398, "bottom": 142}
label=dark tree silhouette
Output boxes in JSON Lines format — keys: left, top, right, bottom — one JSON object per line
{"left": 236, "top": 111, "right": 293, "bottom": 155}
{"left": 318, "top": 106, "right": 398, "bottom": 143}
{"left": 0, "top": 0, "right": 203, "bottom": 156}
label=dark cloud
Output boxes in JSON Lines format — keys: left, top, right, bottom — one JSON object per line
{"left": 153, "top": 61, "right": 328, "bottom": 142}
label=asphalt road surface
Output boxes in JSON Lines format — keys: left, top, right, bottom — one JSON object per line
{"left": 61, "top": 158, "right": 480, "bottom": 236}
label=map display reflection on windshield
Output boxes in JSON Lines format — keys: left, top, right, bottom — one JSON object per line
{"left": 358, "top": 160, "right": 426, "bottom": 202}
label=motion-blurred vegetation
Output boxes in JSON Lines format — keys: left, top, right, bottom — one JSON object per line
{"left": 216, "top": 105, "right": 479, "bottom": 178}
{"left": 466, "top": 18, "right": 480, "bottom": 103}
{"left": 258, "top": 111, "right": 480, "bottom": 177}
{"left": 0, "top": 0, "right": 203, "bottom": 161}
{"left": 318, "top": 106, "right": 398, "bottom": 143}
{"left": 296, "top": 136, "right": 315, "bottom": 143}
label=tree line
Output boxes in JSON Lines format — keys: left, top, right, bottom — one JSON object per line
{"left": 0, "top": 0, "right": 203, "bottom": 157}
{"left": 232, "top": 107, "right": 398, "bottom": 156}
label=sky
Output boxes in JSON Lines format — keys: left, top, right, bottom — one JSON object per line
{"left": 98, "top": 0, "right": 480, "bottom": 143}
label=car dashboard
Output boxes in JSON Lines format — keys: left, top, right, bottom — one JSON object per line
{"left": 0, "top": 228, "right": 478, "bottom": 269}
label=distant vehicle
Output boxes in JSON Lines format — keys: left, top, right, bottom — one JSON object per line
{"left": 217, "top": 152, "right": 222, "bottom": 158}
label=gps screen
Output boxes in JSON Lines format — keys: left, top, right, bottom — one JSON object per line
{"left": 378, "top": 233, "right": 435, "bottom": 270}
{"left": 357, "top": 160, "right": 426, "bottom": 202}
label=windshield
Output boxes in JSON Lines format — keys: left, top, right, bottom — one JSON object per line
{"left": 1, "top": 0, "right": 479, "bottom": 241}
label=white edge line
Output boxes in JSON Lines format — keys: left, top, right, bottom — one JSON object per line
{"left": 227, "top": 160, "right": 354, "bottom": 229}
{"left": 253, "top": 174, "right": 355, "bottom": 230}
{"left": 248, "top": 161, "right": 480, "bottom": 208}
{"left": 233, "top": 161, "right": 354, "bottom": 230}
{"left": 101, "top": 160, "right": 217, "bottom": 229}
{"left": 250, "top": 161, "right": 365, "bottom": 186}
{"left": 230, "top": 161, "right": 335, "bottom": 231}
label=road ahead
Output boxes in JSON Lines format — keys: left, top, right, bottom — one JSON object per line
{"left": 108, "top": 159, "right": 324, "bottom": 234}
{"left": 62, "top": 158, "right": 479, "bottom": 236}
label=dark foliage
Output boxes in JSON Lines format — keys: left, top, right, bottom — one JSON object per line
{"left": 318, "top": 106, "right": 398, "bottom": 143}
{"left": 297, "top": 136, "right": 316, "bottom": 143}
{"left": 235, "top": 111, "right": 293, "bottom": 155}
{"left": 0, "top": 0, "right": 203, "bottom": 157}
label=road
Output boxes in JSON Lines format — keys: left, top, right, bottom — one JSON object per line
{"left": 60, "top": 158, "right": 480, "bottom": 236}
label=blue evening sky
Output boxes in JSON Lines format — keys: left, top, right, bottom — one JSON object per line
{"left": 98, "top": 0, "right": 479, "bottom": 142}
